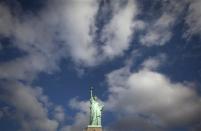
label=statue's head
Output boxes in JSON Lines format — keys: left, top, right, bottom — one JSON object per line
{"left": 93, "top": 96, "right": 97, "bottom": 100}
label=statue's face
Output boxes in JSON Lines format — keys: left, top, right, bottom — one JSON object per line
{"left": 93, "top": 96, "right": 97, "bottom": 100}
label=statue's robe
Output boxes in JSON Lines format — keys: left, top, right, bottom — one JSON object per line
{"left": 90, "top": 98, "right": 103, "bottom": 125}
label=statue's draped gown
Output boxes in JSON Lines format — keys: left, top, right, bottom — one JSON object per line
{"left": 90, "top": 97, "right": 103, "bottom": 125}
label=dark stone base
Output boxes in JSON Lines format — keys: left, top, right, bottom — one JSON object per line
{"left": 85, "top": 127, "right": 103, "bottom": 131}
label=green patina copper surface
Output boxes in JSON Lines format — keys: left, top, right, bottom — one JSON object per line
{"left": 89, "top": 87, "right": 104, "bottom": 127}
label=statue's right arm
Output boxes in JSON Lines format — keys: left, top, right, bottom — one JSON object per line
{"left": 90, "top": 97, "right": 94, "bottom": 103}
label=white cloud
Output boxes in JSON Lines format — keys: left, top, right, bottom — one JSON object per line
{"left": 0, "top": 54, "right": 54, "bottom": 81}
{"left": 0, "top": 1, "right": 67, "bottom": 81}
{"left": 1, "top": 0, "right": 200, "bottom": 130}
{"left": 0, "top": 1, "right": 142, "bottom": 130}
{"left": 105, "top": 66, "right": 201, "bottom": 128}
{"left": 140, "top": 0, "right": 188, "bottom": 46}
{"left": 185, "top": 0, "right": 201, "bottom": 37}
{"left": 60, "top": 98, "right": 90, "bottom": 131}
{"left": 101, "top": 0, "right": 138, "bottom": 58}
{"left": 0, "top": 81, "right": 58, "bottom": 131}
{"left": 57, "top": 0, "right": 141, "bottom": 65}
{"left": 140, "top": 13, "right": 174, "bottom": 46}
{"left": 53, "top": 105, "right": 65, "bottom": 123}
{"left": 69, "top": 97, "right": 90, "bottom": 114}
{"left": 0, "top": 0, "right": 142, "bottom": 72}
{"left": 60, "top": 112, "right": 88, "bottom": 131}
{"left": 58, "top": 0, "right": 100, "bottom": 66}
{"left": 141, "top": 54, "right": 166, "bottom": 70}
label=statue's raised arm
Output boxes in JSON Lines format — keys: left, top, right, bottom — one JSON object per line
{"left": 90, "top": 87, "right": 93, "bottom": 98}
{"left": 90, "top": 87, "right": 94, "bottom": 102}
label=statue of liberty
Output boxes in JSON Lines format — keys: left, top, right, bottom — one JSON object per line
{"left": 89, "top": 87, "right": 104, "bottom": 127}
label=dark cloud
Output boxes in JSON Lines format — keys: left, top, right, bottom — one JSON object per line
{"left": 185, "top": 0, "right": 201, "bottom": 37}
{"left": 0, "top": 80, "right": 59, "bottom": 131}
{"left": 106, "top": 116, "right": 164, "bottom": 131}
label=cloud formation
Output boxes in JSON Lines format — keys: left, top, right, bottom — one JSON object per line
{"left": 57, "top": 0, "right": 100, "bottom": 66}
{"left": 53, "top": 105, "right": 65, "bottom": 123}
{"left": 0, "top": 0, "right": 142, "bottom": 69}
{"left": 101, "top": 0, "right": 138, "bottom": 58}
{"left": 61, "top": 98, "right": 90, "bottom": 131}
{"left": 0, "top": 0, "right": 201, "bottom": 130}
{"left": 141, "top": 54, "right": 166, "bottom": 70}
{"left": 140, "top": 0, "right": 188, "bottom": 46}
{"left": 140, "top": 13, "right": 174, "bottom": 46}
{"left": 0, "top": 81, "right": 58, "bottom": 131}
{"left": 0, "top": 1, "right": 142, "bottom": 128}
{"left": 104, "top": 65, "right": 201, "bottom": 129}
{"left": 185, "top": 0, "right": 201, "bottom": 37}
{"left": 57, "top": 0, "right": 141, "bottom": 65}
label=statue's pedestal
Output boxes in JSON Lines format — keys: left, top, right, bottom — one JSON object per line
{"left": 85, "top": 125, "right": 102, "bottom": 131}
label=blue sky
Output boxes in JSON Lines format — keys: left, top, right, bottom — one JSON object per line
{"left": 0, "top": 0, "right": 201, "bottom": 131}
